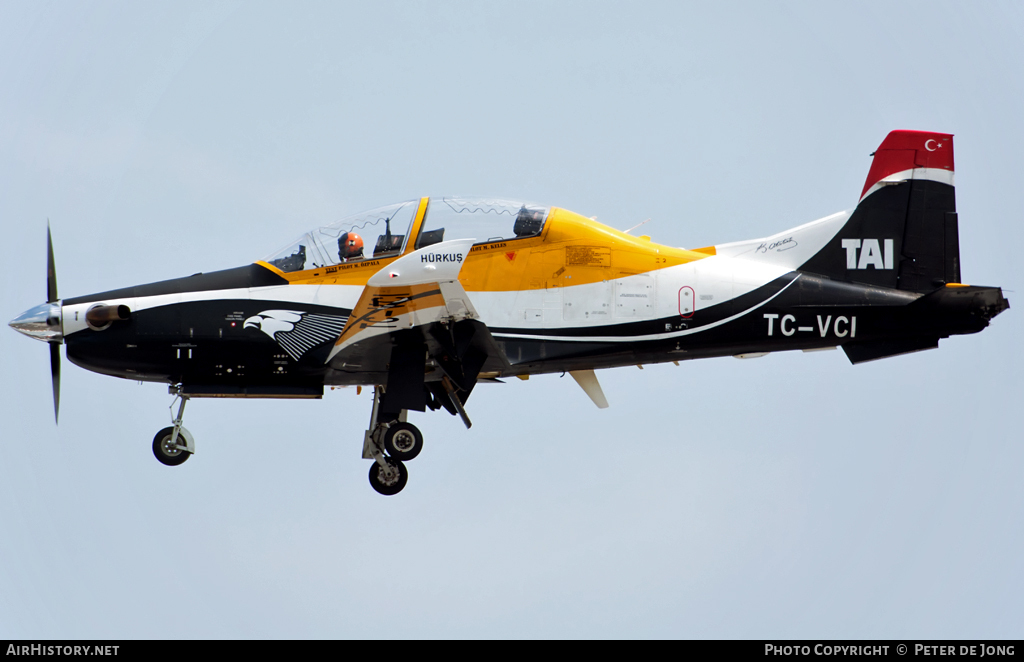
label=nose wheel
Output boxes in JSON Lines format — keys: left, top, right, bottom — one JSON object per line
{"left": 153, "top": 426, "right": 192, "bottom": 466}
{"left": 152, "top": 391, "right": 194, "bottom": 466}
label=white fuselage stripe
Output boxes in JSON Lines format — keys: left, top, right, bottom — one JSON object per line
{"left": 860, "top": 167, "right": 954, "bottom": 202}
{"left": 62, "top": 285, "right": 362, "bottom": 337}
{"left": 492, "top": 274, "right": 799, "bottom": 343}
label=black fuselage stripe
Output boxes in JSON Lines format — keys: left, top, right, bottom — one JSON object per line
{"left": 490, "top": 274, "right": 798, "bottom": 339}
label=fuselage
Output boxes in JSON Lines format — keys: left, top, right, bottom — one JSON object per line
{"left": 51, "top": 197, "right": 1004, "bottom": 398}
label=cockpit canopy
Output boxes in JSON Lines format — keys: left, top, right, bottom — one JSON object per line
{"left": 266, "top": 201, "right": 419, "bottom": 273}
{"left": 265, "top": 197, "right": 551, "bottom": 273}
{"left": 415, "top": 197, "right": 548, "bottom": 249}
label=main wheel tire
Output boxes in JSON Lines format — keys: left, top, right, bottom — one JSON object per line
{"left": 368, "top": 457, "right": 408, "bottom": 496}
{"left": 152, "top": 426, "right": 191, "bottom": 466}
{"left": 382, "top": 422, "right": 423, "bottom": 461}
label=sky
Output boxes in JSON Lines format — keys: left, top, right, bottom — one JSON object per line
{"left": 0, "top": 1, "right": 1021, "bottom": 639}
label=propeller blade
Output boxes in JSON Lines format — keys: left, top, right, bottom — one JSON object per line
{"left": 47, "top": 222, "right": 60, "bottom": 423}
{"left": 50, "top": 341, "right": 61, "bottom": 424}
{"left": 47, "top": 221, "right": 58, "bottom": 303}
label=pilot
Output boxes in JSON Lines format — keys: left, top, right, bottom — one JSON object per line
{"left": 338, "top": 232, "right": 364, "bottom": 261}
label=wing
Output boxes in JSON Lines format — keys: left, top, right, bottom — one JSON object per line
{"left": 325, "top": 239, "right": 510, "bottom": 413}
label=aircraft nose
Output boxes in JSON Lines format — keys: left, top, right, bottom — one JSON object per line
{"left": 9, "top": 302, "right": 63, "bottom": 342}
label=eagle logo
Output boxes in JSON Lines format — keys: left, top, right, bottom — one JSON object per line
{"left": 244, "top": 309, "right": 349, "bottom": 361}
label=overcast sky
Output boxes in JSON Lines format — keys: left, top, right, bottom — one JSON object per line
{"left": 1, "top": 1, "right": 1021, "bottom": 638}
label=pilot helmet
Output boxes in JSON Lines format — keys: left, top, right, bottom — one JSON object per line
{"left": 339, "top": 232, "right": 364, "bottom": 259}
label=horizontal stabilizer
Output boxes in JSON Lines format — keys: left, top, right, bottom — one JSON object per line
{"left": 911, "top": 284, "right": 1010, "bottom": 321}
{"left": 843, "top": 337, "right": 939, "bottom": 364}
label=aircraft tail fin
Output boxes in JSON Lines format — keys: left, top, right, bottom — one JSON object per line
{"left": 797, "top": 130, "right": 960, "bottom": 292}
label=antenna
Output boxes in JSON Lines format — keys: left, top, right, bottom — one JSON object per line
{"left": 622, "top": 218, "right": 650, "bottom": 234}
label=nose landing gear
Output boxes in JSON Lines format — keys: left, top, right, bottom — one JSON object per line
{"left": 152, "top": 391, "right": 194, "bottom": 466}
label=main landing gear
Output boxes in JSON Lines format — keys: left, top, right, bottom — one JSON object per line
{"left": 152, "top": 390, "right": 195, "bottom": 466}
{"left": 363, "top": 386, "right": 423, "bottom": 496}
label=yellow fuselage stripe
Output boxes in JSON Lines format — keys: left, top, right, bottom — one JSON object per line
{"left": 257, "top": 205, "right": 714, "bottom": 292}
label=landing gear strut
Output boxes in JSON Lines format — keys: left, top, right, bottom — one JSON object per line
{"left": 363, "top": 386, "right": 422, "bottom": 495}
{"left": 153, "top": 390, "right": 195, "bottom": 466}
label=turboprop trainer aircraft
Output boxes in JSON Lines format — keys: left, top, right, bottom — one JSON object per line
{"left": 9, "top": 130, "right": 1009, "bottom": 494}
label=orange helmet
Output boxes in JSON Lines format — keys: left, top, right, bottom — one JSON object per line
{"left": 339, "top": 232, "right": 364, "bottom": 259}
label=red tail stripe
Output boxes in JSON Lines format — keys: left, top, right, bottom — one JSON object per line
{"left": 860, "top": 130, "right": 954, "bottom": 199}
